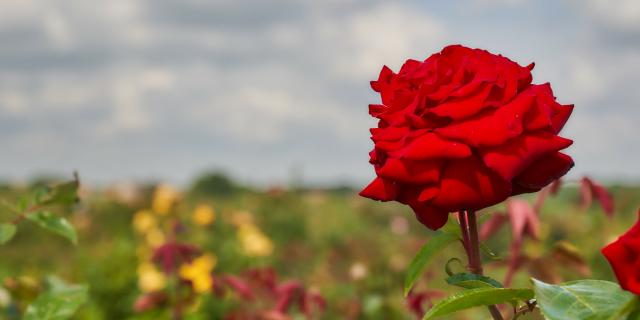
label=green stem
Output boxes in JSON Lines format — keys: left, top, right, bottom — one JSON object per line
{"left": 461, "top": 210, "right": 503, "bottom": 320}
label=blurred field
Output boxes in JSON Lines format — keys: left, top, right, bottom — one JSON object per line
{"left": 0, "top": 173, "right": 639, "bottom": 319}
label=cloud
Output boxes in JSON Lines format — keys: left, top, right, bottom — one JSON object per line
{"left": 0, "top": 0, "right": 638, "bottom": 185}
{"left": 318, "top": 2, "right": 445, "bottom": 79}
{"left": 580, "top": 0, "right": 640, "bottom": 32}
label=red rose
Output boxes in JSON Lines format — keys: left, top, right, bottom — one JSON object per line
{"left": 360, "top": 45, "right": 574, "bottom": 230}
{"left": 602, "top": 210, "right": 640, "bottom": 294}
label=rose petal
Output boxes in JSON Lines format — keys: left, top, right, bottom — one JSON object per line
{"left": 436, "top": 92, "right": 535, "bottom": 147}
{"left": 370, "top": 127, "right": 409, "bottom": 142}
{"left": 376, "top": 158, "right": 442, "bottom": 184}
{"left": 528, "top": 84, "right": 573, "bottom": 134}
{"left": 368, "top": 104, "right": 388, "bottom": 117}
{"left": 375, "top": 139, "right": 405, "bottom": 152}
{"left": 398, "top": 132, "right": 472, "bottom": 160}
{"left": 418, "top": 186, "right": 439, "bottom": 202}
{"left": 602, "top": 212, "right": 640, "bottom": 294}
{"left": 409, "top": 202, "right": 450, "bottom": 230}
{"left": 514, "top": 152, "right": 574, "bottom": 189}
{"left": 371, "top": 65, "right": 393, "bottom": 92}
{"left": 431, "top": 156, "right": 512, "bottom": 211}
{"left": 428, "top": 83, "right": 494, "bottom": 120}
{"left": 359, "top": 177, "right": 398, "bottom": 201}
{"left": 480, "top": 133, "right": 573, "bottom": 180}
{"left": 551, "top": 104, "right": 573, "bottom": 134}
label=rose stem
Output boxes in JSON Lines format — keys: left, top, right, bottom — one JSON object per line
{"left": 462, "top": 210, "right": 504, "bottom": 320}
{"left": 457, "top": 211, "right": 471, "bottom": 254}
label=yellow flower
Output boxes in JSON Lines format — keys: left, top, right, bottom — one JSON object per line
{"left": 133, "top": 210, "right": 156, "bottom": 234}
{"left": 179, "top": 254, "right": 217, "bottom": 293}
{"left": 138, "top": 263, "right": 166, "bottom": 292}
{"left": 152, "top": 184, "right": 180, "bottom": 215}
{"left": 192, "top": 204, "right": 216, "bottom": 226}
{"left": 237, "top": 224, "right": 273, "bottom": 257}
{"left": 145, "top": 227, "right": 165, "bottom": 247}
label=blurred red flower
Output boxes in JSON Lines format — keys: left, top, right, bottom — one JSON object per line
{"left": 361, "top": 45, "right": 574, "bottom": 229}
{"left": 219, "top": 268, "right": 325, "bottom": 320}
{"left": 152, "top": 242, "right": 200, "bottom": 274}
{"left": 602, "top": 210, "right": 640, "bottom": 294}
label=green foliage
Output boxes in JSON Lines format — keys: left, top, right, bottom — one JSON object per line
{"left": 24, "top": 277, "right": 88, "bottom": 320}
{"left": 26, "top": 211, "right": 77, "bottom": 245}
{"left": 0, "top": 223, "right": 17, "bottom": 244}
{"left": 422, "top": 287, "right": 534, "bottom": 319}
{"left": 532, "top": 279, "right": 638, "bottom": 320}
{"left": 37, "top": 177, "right": 80, "bottom": 206}
{"left": 189, "top": 172, "right": 237, "bottom": 196}
{"left": 404, "top": 231, "right": 460, "bottom": 296}
{"left": 446, "top": 273, "right": 503, "bottom": 290}
{"left": 0, "top": 174, "right": 79, "bottom": 245}
{"left": 0, "top": 179, "right": 639, "bottom": 319}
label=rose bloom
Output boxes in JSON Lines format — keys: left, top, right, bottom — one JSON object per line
{"left": 602, "top": 211, "right": 640, "bottom": 294}
{"left": 361, "top": 45, "right": 574, "bottom": 230}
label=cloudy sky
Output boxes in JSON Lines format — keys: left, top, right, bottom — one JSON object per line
{"left": 0, "top": 0, "right": 639, "bottom": 186}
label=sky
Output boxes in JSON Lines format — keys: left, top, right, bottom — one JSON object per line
{"left": 0, "top": 0, "right": 639, "bottom": 186}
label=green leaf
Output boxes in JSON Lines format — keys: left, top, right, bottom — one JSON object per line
{"left": 446, "top": 273, "right": 503, "bottom": 290}
{"left": 480, "top": 243, "right": 501, "bottom": 260}
{"left": 441, "top": 219, "right": 463, "bottom": 237}
{"left": 533, "top": 279, "right": 637, "bottom": 320}
{"left": 423, "top": 287, "right": 534, "bottom": 319}
{"left": 38, "top": 176, "right": 79, "bottom": 206}
{"left": 26, "top": 211, "right": 77, "bottom": 245}
{"left": 445, "top": 258, "right": 465, "bottom": 276}
{"left": 404, "top": 231, "right": 460, "bottom": 296}
{"left": 25, "top": 277, "right": 88, "bottom": 320}
{"left": 0, "top": 223, "right": 17, "bottom": 244}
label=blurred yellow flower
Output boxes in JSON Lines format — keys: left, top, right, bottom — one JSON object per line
{"left": 133, "top": 210, "right": 156, "bottom": 234}
{"left": 145, "top": 227, "right": 165, "bottom": 247}
{"left": 192, "top": 204, "right": 216, "bottom": 226}
{"left": 138, "top": 263, "right": 166, "bottom": 292}
{"left": 179, "top": 254, "right": 217, "bottom": 293}
{"left": 152, "top": 184, "right": 180, "bottom": 215}
{"left": 237, "top": 224, "right": 273, "bottom": 257}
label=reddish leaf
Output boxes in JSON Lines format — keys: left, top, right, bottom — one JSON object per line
{"left": 219, "top": 268, "right": 325, "bottom": 319}
{"left": 580, "top": 177, "right": 615, "bottom": 217}
{"left": 479, "top": 212, "right": 508, "bottom": 241}
{"left": 533, "top": 179, "right": 562, "bottom": 213}
{"left": 274, "top": 281, "right": 302, "bottom": 313}
{"left": 527, "top": 256, "right": 562, "bottom": 284}
{"left": 551, "top": 241, "right": 591, "bottom": 277}
{"left": 507, "top": 199, "right": 540, "bottom": 242}
{"left": 133, "top": 292, "right": 167, "bottom": 312}
{"left": 503, "top": 199, "right": 540, "bottom": 287}
{"left": 223, "top": 275, "right": 255, "bottom": 300}
{"left": 301, "top": 290, "right": 326, "bottom": 319}
{"left": 549, "top": 178, "right": 562, "bottom": 195}
{"left": 406, "top": 290, "right": 446, "bottom": 319}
